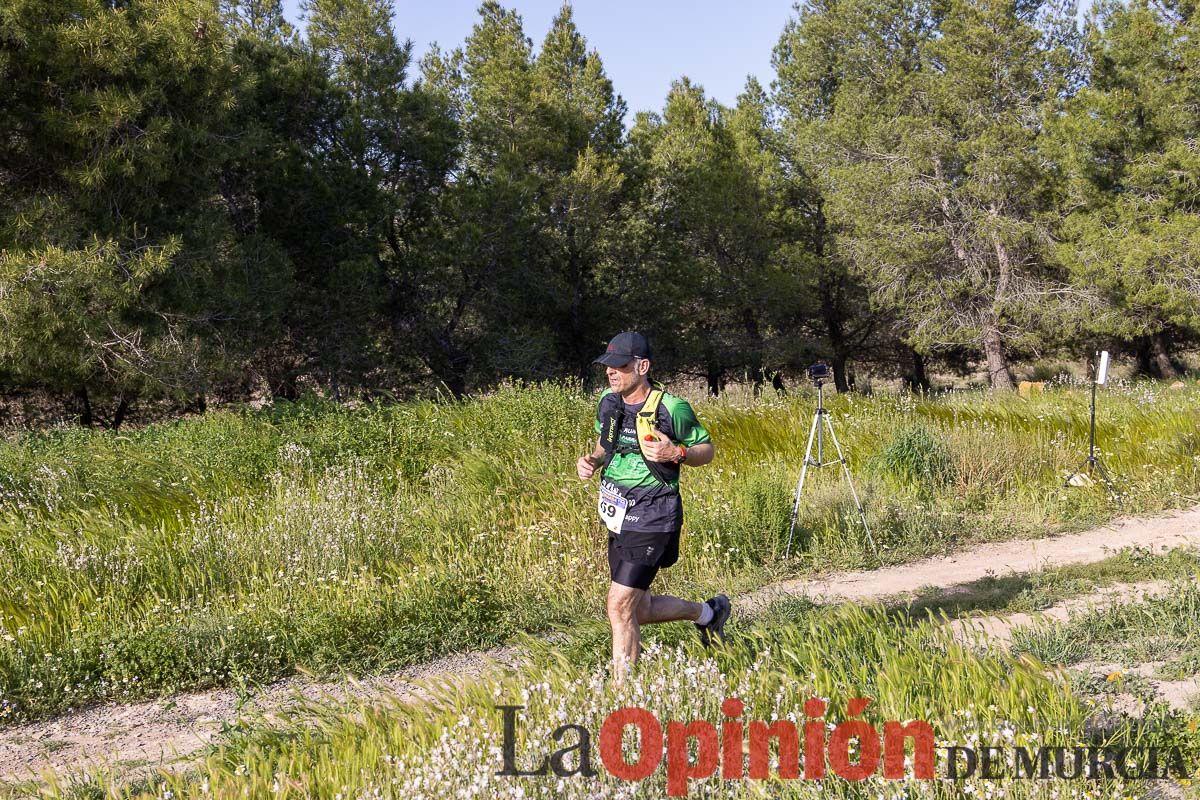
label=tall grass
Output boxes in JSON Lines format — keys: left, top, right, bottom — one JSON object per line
{"left": 0, "top": 380, "right": 1197, "bottom": 722}
{"left": 1013, "top": 580, "right": 1200, "bottom": 674}
{"left": 46, "top": 604, "right": 1189, "bottom": 799}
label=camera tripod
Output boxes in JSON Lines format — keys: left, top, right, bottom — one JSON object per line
{"left": 784, "top": 379, "right": 877, "bottom": 559}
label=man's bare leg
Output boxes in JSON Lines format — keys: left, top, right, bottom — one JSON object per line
{"left": 608, "top": 582, "right": 705, "bottom": 685}
{"left": 636, "top": 591, "right": 705, "bottom": 625}
{"left": 607, "top": 583, "right": 643, "bottom": 685}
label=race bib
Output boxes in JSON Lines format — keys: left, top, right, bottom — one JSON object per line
{"left": 598, "top": 484, "right": 628, "bottom": 534}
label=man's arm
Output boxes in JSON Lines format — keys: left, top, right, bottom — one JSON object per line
{"left": 645, "top": 396, "right": 715, "bottom": 468}
{"left": 643, "top": 430, "right": 714, "bottom": 467}
{"left": 682, "top": 442, "right": 714, "bottom": 467}
{"left": 577, "top": 436, "right": 606, "bottom": 480}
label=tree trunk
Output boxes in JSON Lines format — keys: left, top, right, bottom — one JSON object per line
{"left": 442, "top": 372, "right": 467, "bottom": 399}
{"left": 831, "top": 354, "right": 850, "bottom": 393}
{"left": 1134, "top": 337, "right": 1152, "bottom": 376}
{"left": 379, "top": 252, "right": 473, "bottom": 400}
{"left": 985, "top": 221, "right": 1017, "bottom": 392}
{"left": 904, "top": 347, "right": 930, "bottom": 392}
{"left": 1135, "top": 333, "right": 1182, "bottom": 379}
{"left": 982, "top": 324, "right": 1014, "bottom": 391}
{"left": 812, "top": 199, "right": 862, "bottom": 395}
{"left": 706, "top": 362, "right": 724, "bottom": 397}
{"left": 76, "top": 387, "right": 93, "bottom": 427}
{"left": 741, "top": 309, "right": 765, "bottom": 397}
{"left": 425, "top": 333, "right": 469, "bottom": 398}
{"left": 401, "top": 329, "right": 468, "bottom": 398}
{"left": 819, "top": 280, "right": 850, "bottom": 392}
{"left": 111, "top": 393, "right": 132, "bottom": 431}
{"left": 566, "top": 249, "right": 593, "bottom": 389}
{"left": 423, "top": 356, "right": 467, "bottom": 399}
{"left": 1151, "top": 332, "right": 1181, "bottom": 378}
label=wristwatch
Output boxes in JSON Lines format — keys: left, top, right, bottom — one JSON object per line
{"left": 672, "top": 444, "right": 687, "bottom": 465}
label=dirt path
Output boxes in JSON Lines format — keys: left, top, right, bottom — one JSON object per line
{"left": 3, "top": 504, "right": 1199, "bottom": 786}
{"left": 0, "top": 646, "right": 524, "bottom": 786}
{"left": 945, "top": 579, "right": 1171, "bottom": 647}
{"left": 1073, "top": 659, "right": 1200, "bottom": 715}
{"left": 741, "top": 504, "right": 1200, "bottom": 610}
{"left": 946, "top": 579, "right": 1200, "bottom": 717}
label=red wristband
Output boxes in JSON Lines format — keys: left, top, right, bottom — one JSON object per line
{"left": 674, "top": 444, "right": 687, "bottom": 464}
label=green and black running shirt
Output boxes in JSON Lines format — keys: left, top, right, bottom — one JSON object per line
{"left": 593, "top": 388, "right": 712, "bottom": 535}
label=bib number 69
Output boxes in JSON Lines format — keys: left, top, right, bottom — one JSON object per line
{"left": 598, "top": 487, "right": 628, "bottom": 534}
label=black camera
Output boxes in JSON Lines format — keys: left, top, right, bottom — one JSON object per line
{"left": 807, "top": 362, "right": 830, "bottom": 381}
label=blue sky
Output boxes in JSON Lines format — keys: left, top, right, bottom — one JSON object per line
{"left": 280, "top": 1, "right": 1097, "bottom": 122}
{"left": 280, "top": 0, "right": 797, "bottom": 119}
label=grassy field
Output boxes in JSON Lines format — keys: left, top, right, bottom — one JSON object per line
{"left": 0, "top": 379, "right": 1197, "bottom": 724}
{"left": 36, "top": 601, "right": 1200, "bottom": 799}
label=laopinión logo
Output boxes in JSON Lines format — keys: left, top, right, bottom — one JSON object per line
{"left": 496, "top": 697, "right": 1189, "bottom": 797}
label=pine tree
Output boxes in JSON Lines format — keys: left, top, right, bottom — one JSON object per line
{"left": 303, "top": 0, "right": 459, "bottom": 396}
{"left": 531, "top": 3, "right": 626, "bottom": 380}
{"left": 777, "top": 0, "right": 1079, "bottom": 390}
{"left": 1050, "top": 0, "right": 1200, "bottom": 376}
{"left": 407, "top": 2, "right": 632, "bottom": 391}
{"left": 221, "top": 0, "right": 295, "bottom": 42}
{"left": 405, "top": 2, "right": 543, "bottom": 393}
{"left": 772, "top": 0, "right": 909, "bottom": 390}
{"left": 0, "top": 0, "right": 251, "bottom": 423}
{"left": 622, "top": 78, "right": 799, "bottom": 394}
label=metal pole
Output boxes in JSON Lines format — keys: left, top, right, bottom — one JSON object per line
{"left": 1063, "top": 351, "right": 1120, "bottom": 501}
{"left": 815, "top": 383, "right": 824, "bottom": 464}
{"left": 824, "top": 411, "right": 879, "bottom": 557}
{"left": 785, "top": 410, "right": 821, "bottom": 559}
{"left": 1088, "top": 368, "right": 1097, "bottom": 466}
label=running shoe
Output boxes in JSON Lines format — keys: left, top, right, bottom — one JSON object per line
{"left": 695, "top": 594, "right": 732, "bottom": 646}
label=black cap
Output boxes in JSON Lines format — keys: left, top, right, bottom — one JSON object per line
{"left": 593, "top": 331, "right": 651, "bottom": 367}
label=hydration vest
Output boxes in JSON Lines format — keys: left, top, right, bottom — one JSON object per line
{"left": 597, "top": 384, "right": 679, "bottom": 487}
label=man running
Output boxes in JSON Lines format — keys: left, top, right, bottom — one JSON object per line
{"left": 576, "top": 331, "right": 730, "bottom": 684}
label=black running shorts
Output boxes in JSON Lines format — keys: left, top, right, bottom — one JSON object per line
{"left": 608, "top": 531, "right": 680, "bottom": 590}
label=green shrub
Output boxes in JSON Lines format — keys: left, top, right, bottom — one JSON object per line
{"left": 875, "top": 424, "right": 956, "bottom": 487}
